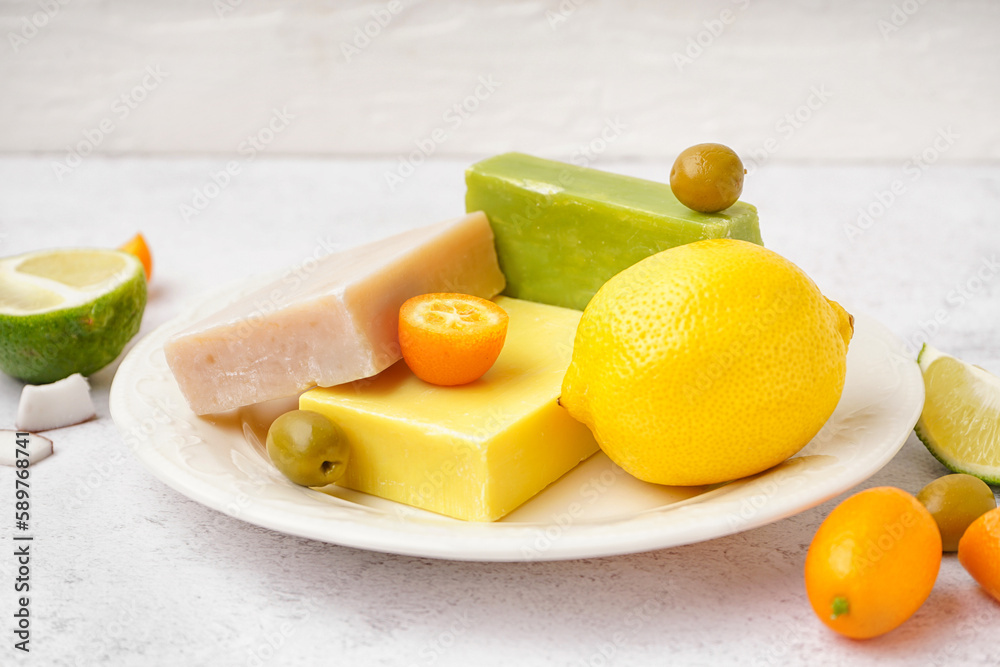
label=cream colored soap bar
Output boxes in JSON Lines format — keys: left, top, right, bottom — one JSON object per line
{"left": 299, "top": 297, "right": 599, "bottom": 522}
{"left": 165, "top": 213, "right": 505, "bottom": 415}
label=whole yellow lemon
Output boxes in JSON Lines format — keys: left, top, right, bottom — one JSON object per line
{"left": 560, "top": 239, "right": 853, "bottom": 486}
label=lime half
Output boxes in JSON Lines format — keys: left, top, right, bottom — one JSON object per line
{"left": 0, "top": 248, "right": 147, "bottom": 384}
{"left": 915, "top": 344, "right": 1000, "bottom": 485}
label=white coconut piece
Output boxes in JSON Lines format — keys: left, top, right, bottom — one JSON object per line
{"left": 0, "top": 430, "right": 54, "bottom": 466}
{"left": 16, "top": 373, "right": 96, "bottom": 431}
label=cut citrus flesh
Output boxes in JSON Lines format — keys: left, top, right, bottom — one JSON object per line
{"left": 0, "top": 248, "right": 147, "bottom": 383}
{"left": 915, "top": 344, "right": 1000, "bottom": 485}
{"left": 18, "top": 251, "right": 129, "bottom": 288}
{"left": 398, "top": 293, "right": 509, "bottom": 386}
{"left": 119, "top": 233, "right": 153, "bottom": 280}
{"left": 1, "top": 279, "right": 64, "bottom": 312}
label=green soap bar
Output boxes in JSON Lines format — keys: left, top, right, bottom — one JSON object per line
{"left": 465, "top": 152, "right": 762, "bottom": 311}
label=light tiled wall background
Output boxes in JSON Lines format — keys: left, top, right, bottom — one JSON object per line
{"left": 0, "top": 0, "right": 997, "bottom": 163}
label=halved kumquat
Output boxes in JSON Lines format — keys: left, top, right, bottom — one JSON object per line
{"left": 398, "top": 293, "right": 508, "bottom": 386}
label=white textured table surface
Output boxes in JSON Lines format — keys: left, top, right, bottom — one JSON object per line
{"left": 2, "top": 0, "right": 999, "bottom": 162}
{"left": 0, "top": 157, "right": 998, "bottom": 666}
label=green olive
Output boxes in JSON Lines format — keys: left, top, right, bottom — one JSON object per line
{"left": 669, "top": 143, "right": 745, "bottom": 213}
{"left": 917, "top": 474, "right": 997, "bottom": 552}
{"left": 266, "top": 410, "right": 351, "bottom": 487}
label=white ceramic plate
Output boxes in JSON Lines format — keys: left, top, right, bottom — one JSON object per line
{"left": 110, "top": 278, "right": 924, "bottom": 562}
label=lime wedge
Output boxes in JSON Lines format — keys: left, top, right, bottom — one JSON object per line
{"left": 915, "top": 344, "right": 1000, "bottom": 485}
{"left": 0, "top": 248, "right": 147, "bottom": 384}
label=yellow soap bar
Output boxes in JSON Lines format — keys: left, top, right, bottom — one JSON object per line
{"left": 299, "top": 296, "right": 598, "bottom": 521}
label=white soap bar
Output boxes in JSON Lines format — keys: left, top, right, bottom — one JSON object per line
{"left": 16, "top": 373, "right": 96, "bottom": 431}
{"left": 0, "top": 430, "right": 54, "bottom": 466}
{"left": 164, "top": 212, "right": 506, "bottom": 415}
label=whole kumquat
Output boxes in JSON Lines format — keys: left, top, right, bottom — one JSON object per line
{"left": 398, "top": 293, "right": 508, "bottom": 386}
{"left": 119, "top": 232, "right": 153, "bottom": 281}
{"left": 958, "top": 506, "right": 1000, "bottom": 603}
{"left": 804, "top": 486, "right": 942, "bottom": 639}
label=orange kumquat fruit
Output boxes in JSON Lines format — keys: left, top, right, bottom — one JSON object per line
{"left": 804, "top": 486, "right": 942, "bottom": 639}
{"left": 119, "top": 232, "right": 153, "bottom": 281}
{"left": 958, "top": 506, "right": 1000, "bottom": 603}
{"left": 398, "top": 293, "right": 508, "bottom": 386}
